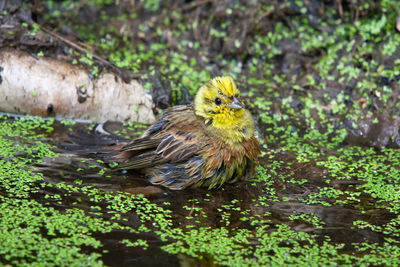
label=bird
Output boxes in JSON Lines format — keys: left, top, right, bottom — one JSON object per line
{"left": 108, "top": 76, "right": 260, "bottom": 190}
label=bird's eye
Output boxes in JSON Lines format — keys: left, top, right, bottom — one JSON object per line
{"left": 214, "top": 97, "right": 222, "bottom": 105}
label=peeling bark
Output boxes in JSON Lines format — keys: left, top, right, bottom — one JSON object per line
{"left": 0, "top": 49, "right": 155, "bottom": 123}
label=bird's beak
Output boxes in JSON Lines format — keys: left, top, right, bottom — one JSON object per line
{"left": 228, "top": 97, "right": 244, "bottom": 109}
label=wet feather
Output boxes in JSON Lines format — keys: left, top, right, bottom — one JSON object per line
{"left": 113, "top": 76, "right": 260, "bottom": 190}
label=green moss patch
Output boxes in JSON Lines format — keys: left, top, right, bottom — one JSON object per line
{"left": 3, "top": 0, "right": 400, "bottom": 265}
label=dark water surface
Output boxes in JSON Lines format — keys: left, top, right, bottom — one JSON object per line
{"left": 18, "top": 119, "right": 396, "bottom": 266}
{"left": 2, "top": 1, "right": 400, "bottom": 264}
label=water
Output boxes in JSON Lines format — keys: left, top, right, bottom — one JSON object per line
{"left": 1, "top": 116, "right": 399, "bottom": 266}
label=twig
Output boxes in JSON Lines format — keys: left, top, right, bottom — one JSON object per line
{"left": 18, "top": 15, "right": 141, "bottom": 82}
{"left": 183, "top": 0, "right": 212, "bottom": 11}
{"left": 255, "top": 8, "right": 274, "bottom": 23}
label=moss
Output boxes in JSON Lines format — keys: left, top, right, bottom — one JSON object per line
{"left": 4, "top": 0, "right": 400, "bottom": 265}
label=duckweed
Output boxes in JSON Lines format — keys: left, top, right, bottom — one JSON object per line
{"left": 3, "top": 0, "right": 400, "bottom": 265}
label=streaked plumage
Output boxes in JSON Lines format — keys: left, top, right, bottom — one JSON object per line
{"left": 114, "top": 76, "right": 260, "bottom": 190}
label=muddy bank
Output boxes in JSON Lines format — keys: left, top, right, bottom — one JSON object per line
{"left": 1, "top": 0, "right": 400, "bottom": 266}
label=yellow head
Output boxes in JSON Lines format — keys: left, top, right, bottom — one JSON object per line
{"left": 194, "top": 76, "right": 255, "bottom": 144}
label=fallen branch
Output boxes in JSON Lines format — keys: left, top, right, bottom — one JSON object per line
{"left": 0, "top": 49, "right": 155, "bottom": 123}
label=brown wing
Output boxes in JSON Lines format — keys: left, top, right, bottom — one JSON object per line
{"left": 115, "top": 105, "right": 204, "bottom": 170}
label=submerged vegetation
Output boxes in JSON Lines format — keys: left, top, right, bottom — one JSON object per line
{"left": 1, "top": 0, "right": 400, "bottom": 265}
